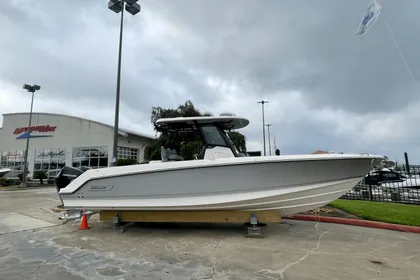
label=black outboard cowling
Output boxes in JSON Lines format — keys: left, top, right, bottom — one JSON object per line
{"left": 54, "top": 166, "right": 91, "bottom": 194}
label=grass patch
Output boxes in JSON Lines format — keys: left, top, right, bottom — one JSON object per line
{"left": 329, "top": 199, "right": 420, "bottom": 227}
{"left": 0, "top": 184, "right": 54, "bottom": 191}
{"left": 0, "top": 185, "right": 21, "bottom": 190}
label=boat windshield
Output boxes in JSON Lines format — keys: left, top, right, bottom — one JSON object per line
{"left": 200, "top": 125, "right": 230, "bottom": 147}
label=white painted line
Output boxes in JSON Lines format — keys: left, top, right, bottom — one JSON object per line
{"left": 46, "top": 197, "right": 60, "bottom": 203}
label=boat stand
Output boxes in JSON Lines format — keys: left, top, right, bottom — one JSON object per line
{"left": 246, "top": 212, "right": 264, "bottom": 237}
{"left": 99, "top": 210, "right": 281, "bottom": 237}
{"left": 112, "top": 213, "right": 136, "bottom": 233}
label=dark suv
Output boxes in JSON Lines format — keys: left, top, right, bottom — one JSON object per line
{"left": 363, "top": 170, "right": 406, "bottom": 186}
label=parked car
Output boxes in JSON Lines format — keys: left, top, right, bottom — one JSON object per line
{"left": 363, "top": 169, "right": 406, "bottom": 186}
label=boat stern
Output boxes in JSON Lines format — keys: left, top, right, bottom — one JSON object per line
{"left": 54, "top": 166, "right": 92, "bottom": 203}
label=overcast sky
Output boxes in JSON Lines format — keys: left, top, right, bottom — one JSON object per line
{"left": 0, "top": 0, "right": 419, "bottom": 164}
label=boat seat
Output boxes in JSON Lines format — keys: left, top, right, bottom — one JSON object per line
{"left": 161, "top": 146, "right": 184, "bottom": 162}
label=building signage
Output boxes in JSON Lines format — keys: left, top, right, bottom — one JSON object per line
{"left": 13, "top": 125, "right": 57, "bottom": 139}
{"left": 5, "top": 151, "right": 24, "bottom": 158}
{"left": 36, "top": 150, "right": 65, "bottom": 158}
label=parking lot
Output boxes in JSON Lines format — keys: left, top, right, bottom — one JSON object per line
{"left": 0, "top": 187, "right": 419, "bottom": 280}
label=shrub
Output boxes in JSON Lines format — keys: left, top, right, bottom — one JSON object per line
{"left": 33, "top": 171, "right": 47, "bottom": 184}
{"left": 116, "top": 158, "right": 138, "bottom": 166}
{"left": 0, "top": 178, "right": 20, "bottom": 187}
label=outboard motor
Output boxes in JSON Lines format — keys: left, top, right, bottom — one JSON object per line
{"left": 54, "top": 165, "right": 91, "bottom": 194}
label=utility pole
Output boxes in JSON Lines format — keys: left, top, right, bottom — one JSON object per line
{"left": 265, "top": 124, "right": 273, "bottom": 156}
{"left": 273, "top": 136, "right": 277, "bottom": 151}
{"left": 21, "top": 84, "right": 41, "bottom": 187}
{"left": 257, "top": 100, "right": 268, "bottom": 156}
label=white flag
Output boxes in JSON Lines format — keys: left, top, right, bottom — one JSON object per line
{"left": 356, "top": 0, "right": 382, "bottom": 38}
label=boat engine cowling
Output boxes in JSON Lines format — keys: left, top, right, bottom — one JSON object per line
{"left": 54, "top": 166, "right": 91, "bottom": 193}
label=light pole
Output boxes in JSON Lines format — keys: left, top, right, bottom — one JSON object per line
{"left": 21, "top": 84, "right": 41, "bottom": 187}
{"left": 257, "top": 100, "right": 268, "bottom": 156}
{"left": 265, "top": 123, "right": 273, "bottom": 156}
{"left": 108, "top": 0, "right": 141, "bottom": 166}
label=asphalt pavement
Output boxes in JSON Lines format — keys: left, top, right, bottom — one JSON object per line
{"left": 0, "top": 187, "right": 419, "bottom": 280}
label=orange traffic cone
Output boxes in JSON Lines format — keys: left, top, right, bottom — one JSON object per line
{"left": 79, "top": 213, "right": 89, "bottom": 230}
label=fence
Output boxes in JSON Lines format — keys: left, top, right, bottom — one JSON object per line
{"left": 340, "top": 166, "right": 420, "bottom": 205}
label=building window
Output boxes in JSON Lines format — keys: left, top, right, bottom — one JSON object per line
{"left": 117, "top": 146, "right": 138, "bottom": 160}
{"left": 33, "top": 148, "right": 66, "bottom": 174}
{"left": 0, "top": 150, "right": 26, "bottom": 178}
{"left": 72, "top": 146, "right": 108, "bottom": 168}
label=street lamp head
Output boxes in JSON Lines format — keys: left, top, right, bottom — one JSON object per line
{"left": 125, "top": 2, "right": 141, "bottom": 15}
{"left": 23, "top": 84, "right": 41, "bottom": 92}
{"left": 124, "top": 0, "right": 138, "bottom": 4}
{"left": 108, "top": 0, "right": 122, "bottom": 13}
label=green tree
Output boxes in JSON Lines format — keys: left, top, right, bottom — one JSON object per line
{"left": 144, "top": 100, "right": 247, "bottom": 161}
{"left": 227, "top": 131, "right": 246, "bottom": 153}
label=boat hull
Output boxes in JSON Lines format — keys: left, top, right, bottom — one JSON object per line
{"left": 0, "top": 169, "right": 11, "bottom": 178}
{"left": 58, "top": 154, "right": 383, "bottom": 216}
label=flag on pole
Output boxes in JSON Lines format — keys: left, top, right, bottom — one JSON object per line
{"left": 356, "top": 0, "right": 382, "bottom": 38}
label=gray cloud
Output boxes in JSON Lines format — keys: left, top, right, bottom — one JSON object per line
{"left": 148, "top": 0, "right": 420, "bottom": 113}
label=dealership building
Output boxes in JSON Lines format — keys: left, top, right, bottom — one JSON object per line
{"left": 0, "top": 112, "right": 156, "bottom": 179}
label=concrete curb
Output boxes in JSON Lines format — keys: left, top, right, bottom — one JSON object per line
{"left": 285, "top": 214, "right": 420, "bottom": 234}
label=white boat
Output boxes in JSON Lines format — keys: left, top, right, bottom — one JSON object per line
{"left": 0, "top": 168, "right": 11, "bottom": 178}
{"left": 56, "top": 115, "right": 384, "bottom": 217}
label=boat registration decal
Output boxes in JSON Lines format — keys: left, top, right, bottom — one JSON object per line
{"left": 89, "top": 185, "right": 114, "bottom": 191}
